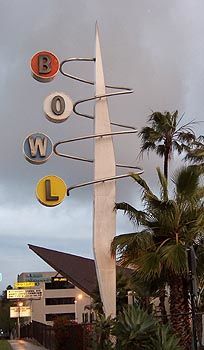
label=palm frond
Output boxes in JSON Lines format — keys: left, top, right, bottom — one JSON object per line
{"left": 172, "top": 166, "right": 200, "bottom": 200}
{"left": 111, "top": 231, "right": 154, "bottom": 265}
{"left": 160, "top": 244, "right": 187, "bottom": 274}
{"left": 134, "top": 251, "right": 163, "bottom": 280}
{"left": 156, "top": 144, "right": 165, "bottom": 157}
{"left": 115, "top": 202, "right": 147, "bottom": 226}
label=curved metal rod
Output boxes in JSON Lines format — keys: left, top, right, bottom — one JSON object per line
{"left": 54, "top": 130, "right": 140, "bottom": 169}
{"left": 60, "top": 58, "right": 133, "bottom": 91}
{"left": 60, "top": 58, "right": 135, "bottom": 130}
{"left": 60, "top": 58, "right": 95, "bottom": 85}
{"left": 73, "top": 94, "right": 136, "bottom": 130}
{"left": 68, "top": 172, "right": 143, "bottom": 194}
{"left": 54, "top": 130, "right": 137, "bottom": 146}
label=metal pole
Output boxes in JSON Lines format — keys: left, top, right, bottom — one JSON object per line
{"left": 188, "top": 248, "right": 197, "bottom": 350}
{"left": 17, "top": 315, "right": 20, "bottom": 339}
{"left": 74, "top": 300, "right": 77, "bottom": 322}
{"left": 30, "top": 299, "right": 32, "bottom": 323}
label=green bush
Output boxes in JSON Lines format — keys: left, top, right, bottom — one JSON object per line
{"left": 53, "top": 317, "right": 82, "bottom": 350}
{"left": 112, "top": 305, "right": 181, "bottom": 350}
{"left": 112, "top": 306, "right": 156, "bottom": 349}
{"left": 154, "top": 325, "right": 182, "bottom": 350}
{"left": 53, "top": 307, "right": 182, "bottom": 350}
{"left": 92, "top": 314, "right": 115, "bottom": 350}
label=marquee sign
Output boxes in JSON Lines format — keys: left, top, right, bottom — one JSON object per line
{"left": 14, "top": 282, "right": 38, "bottom": 289}
{"left": 10, "top": 306, "right": 31, "bottom": 318}
{"left": 51, "top": 277, "right": 68, "bottom": 282}
{"left": 7, "top": 289, "right": 43, "bottom": 300}
{"left": 24, "top": 26, "right": 142, "bottom": 319}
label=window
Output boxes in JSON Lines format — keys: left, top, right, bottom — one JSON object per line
{"left": 46, "top": 313, "right": 75, "bottom": 322}
{"left": 45, "top": 281, "right": 75, "bottom": 290}
{"left": 45, "top": 297, "right": 75, "bottom": 305}
{"left": 82, "top": 312, "right": 95, "bottom": 323}
{"left": 82, "top": 313, "right": 88, "bottom": 323}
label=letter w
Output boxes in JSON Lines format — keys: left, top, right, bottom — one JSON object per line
{"left": 28, "top": 137, "right": 47, "bottom": 157}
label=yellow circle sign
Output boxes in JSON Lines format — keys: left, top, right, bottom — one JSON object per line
{"left": 36, "top": 175, "right": 67, "bottom": 207}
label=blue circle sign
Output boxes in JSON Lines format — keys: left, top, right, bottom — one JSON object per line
{"left": 23, "top": 132, "right": 53, "bottom": 164}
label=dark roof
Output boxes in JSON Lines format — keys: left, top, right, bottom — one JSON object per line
{"left": 28, "top": 244, "right": 132, "bottom": 297}
{"left": 28, "top": 244, "right": 97, "bottom": 296}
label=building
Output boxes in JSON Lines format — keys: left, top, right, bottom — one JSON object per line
{"left": 17, "top": 244, "right": 131, "bottom": 325}
{"left": 17, "top": 271, "right": 91, "bottom": 325}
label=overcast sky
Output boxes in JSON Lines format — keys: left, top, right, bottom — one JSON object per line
{"left": 0, "top": 0, "right": 204, "bottom": 291}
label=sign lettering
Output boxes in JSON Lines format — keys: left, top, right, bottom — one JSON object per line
{"left": 14, "top": 282, "right": 38, "bottom": 289}
{"left": 10, "top": 306, "right": 31, "bottom": 318}
{"left": 45, "top": 179, "right": 59, "bottom": 201}
{"left": 38, "top": 55, "right": 51, "bottom": 74}
{"left": 51, "top": 95, "right": 65, "bottom": 115}
{"left": 7, "top": 289, "right": 43, "bottom": 300}
{"left": 52, "top": 277, "right": 67, "bottom": 282}
{"left": 28, "top": 136, "right": 47, "bottom": 157}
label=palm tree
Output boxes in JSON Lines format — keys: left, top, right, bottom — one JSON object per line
{"left": 139, "top": 110, "right": 197, "bottom": 320}
{"left": 111, "top": 166, "right": 204, "bottom": 349}
{"left": 139, "top": 111, "right": 196, "bottom": 179}
{"left": 185, "top": 135, "right": 204, "bottom": 167}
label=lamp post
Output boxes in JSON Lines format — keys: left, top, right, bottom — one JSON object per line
{"left": 17, "top": 301, "right": 23, "bottom": 339}
{"left": 75, "top": 294, "right": 83, "bottom": 323}
{"left": 74, "top": 300, "right": 77, "bottom": 322}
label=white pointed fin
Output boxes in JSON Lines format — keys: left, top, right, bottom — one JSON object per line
{"left": 93, "top": 25, "right": 116, "bottom": 318}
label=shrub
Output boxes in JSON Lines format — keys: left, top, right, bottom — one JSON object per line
{"left": 112, "top": 305, "right": 181, "bottom": 350}
{"left": 53, "top": 316, "right": 82, "bottom": 350}
{"left": 92, "top": 314, "right": 115, "bottom": 350}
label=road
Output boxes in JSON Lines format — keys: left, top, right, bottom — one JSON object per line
{"left": 9, "top": 340, "right": 47, "bottom": 350}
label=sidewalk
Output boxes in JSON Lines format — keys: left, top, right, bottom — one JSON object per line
{"left": 9, "top": 340, "right": 47, "bottom": 350}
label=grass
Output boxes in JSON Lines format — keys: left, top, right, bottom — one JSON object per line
{"left": 0, "top": 340, "right": 11, "bottom": 350}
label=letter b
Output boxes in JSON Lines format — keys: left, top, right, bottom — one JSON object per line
{"left": 38, "top": 55, "right": 51, "bottom": 74}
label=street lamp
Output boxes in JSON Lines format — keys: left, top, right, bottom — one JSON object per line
{"left": 77, "top": 294, "right": 83, "bottom": 301}
{"left": 75, "top": 294, "right": 83, "bottom": 322}
{"left": 74, "top": 300, "right": 77, "bottom": 322}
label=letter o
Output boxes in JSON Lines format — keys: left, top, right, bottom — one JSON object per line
{"left": 51, "top": 95, "right": 66, "bottom": 115}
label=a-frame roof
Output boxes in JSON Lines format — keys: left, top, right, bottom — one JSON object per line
{"left": 28, "top": 244, "right": 132, "bottom": 298}
{"left": 28, "top": 244, "right": 98, "bottom": 297}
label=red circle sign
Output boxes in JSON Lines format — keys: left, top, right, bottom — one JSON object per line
{"left": 30, "top": 51, "right": 60, "bottom": 82}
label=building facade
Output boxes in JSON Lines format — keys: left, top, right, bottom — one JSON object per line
{"left": 17, "top": 272, "right": 92, "bottom": 325}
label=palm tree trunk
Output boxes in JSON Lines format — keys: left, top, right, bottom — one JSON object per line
{"left": 164, "top": 146, "right": 170, "bottom": 180}
{"left": 169, "top": 275, "right": 192, "bottom": 350}
{"left": 159, "top": 288, "right": 168, "bottom": 324}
